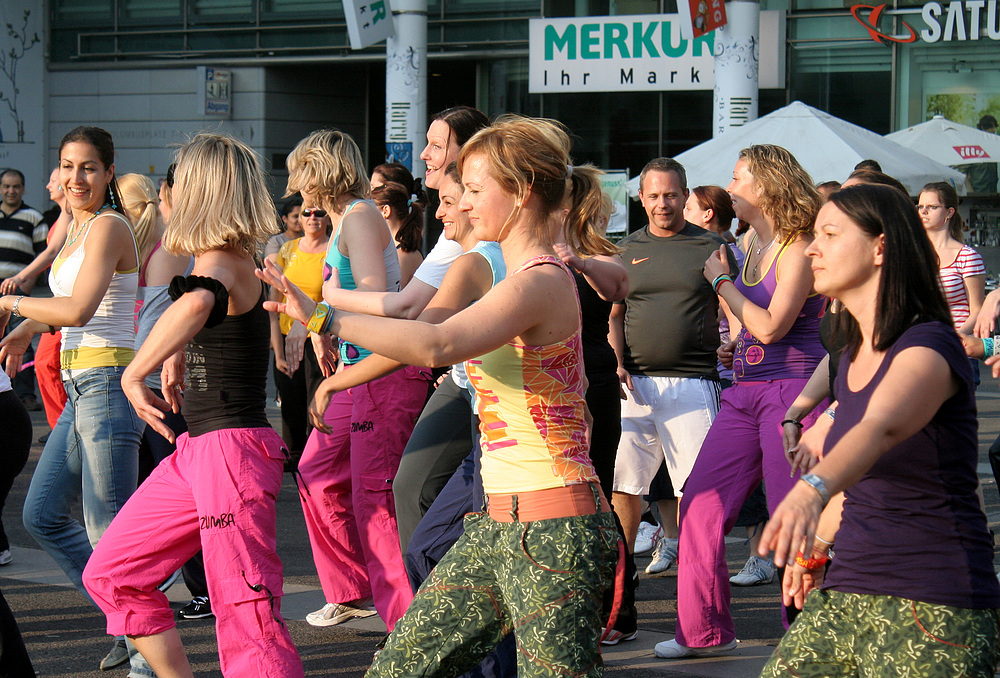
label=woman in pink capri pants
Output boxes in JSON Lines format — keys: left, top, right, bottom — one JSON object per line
{"left": 83, "top": 133, "right": 303, "bottom": 677}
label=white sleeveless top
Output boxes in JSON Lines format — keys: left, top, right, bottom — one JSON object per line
{"left": 50, "top": 210, "right": 139, "bottom": 372}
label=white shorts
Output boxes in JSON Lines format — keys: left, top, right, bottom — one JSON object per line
{"left": 612, "top": 375, "right": 720, "bottom": 497}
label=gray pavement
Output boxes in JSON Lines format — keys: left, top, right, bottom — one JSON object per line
{"left": 5, "top": 379, "right": 1000, "bottom": 677}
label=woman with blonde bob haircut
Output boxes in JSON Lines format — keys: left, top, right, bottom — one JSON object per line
{"left": 82, "top": 133, "right": 303, "bottom": 678}
{"left": 282, "top": 127, "right": 428, "bottom": 633}
{"left": 261, "top": 114, "right": 621, "bottom": 677}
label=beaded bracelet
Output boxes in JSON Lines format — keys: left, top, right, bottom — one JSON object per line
{"left": 795, "top": 552, "right": 830, "bottom": 570}
{"left": 712, "top": 274, "right": 733, "bottom": 294}
{"left": 780, "top": 419, "right": 803, "bottom": 428}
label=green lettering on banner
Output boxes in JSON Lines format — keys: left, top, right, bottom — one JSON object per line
{"left": 633, "top": 21, "right": 660, "bottom": 57}
{"left": 582, "top": 23, "right": 600, "bottom": 58}
{"left": 660, "top": 21, "right": 687, "bottom": 56}
{"left": 546, "top": 24, "right": 577, "bottom": 60}
{"left": 692, "top": 31, "right": 714, "bottom": 56}
{"left": 604, "top": 23, "right": 630, "bottom": 58}
{"left": 371, "top": 0, "right": 386, "bottom": 21}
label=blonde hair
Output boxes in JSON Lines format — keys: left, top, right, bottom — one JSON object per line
{"left": 164, "top": 133, "right": 278, "bottom": 256}
{"left": 117, "top": 173, "right": 161, "bottom": 265}
{"left": 285, "top": 129, "right": 370, "bottom": 208}
{"left": 739, "top": 145, "right": 822, "bottom": 243}
{"left": 459, "top": 114, "right": 615, "bottom": 255}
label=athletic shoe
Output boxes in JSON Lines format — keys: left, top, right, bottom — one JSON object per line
{"left": 306, "top": 600, "right": 378, "bottom": 627}
{"left": 0, "top": 550, "right": 11, "bottom": 565}
{"left": 100, "top": 639, "right": 129, "bottom": 671}
{"left": 654, "top": 638, "right": 738, "bottom": 659}
{"left": 157, "top": 568, "right": 182, "bottom": 593}
{"left": 601, "top": 628, "right": 639, "bottom": 645}
{"left": 633, "top": 521, "right": 663, "bottom": 555}
{"left": 645, "top": 537, "right": 679, "bottom": 574}
{"left": 729, "top": 555, "right": 775, "bottom": 586}
{"left": 177, "top": 596, "right": 213, "bottom": 620}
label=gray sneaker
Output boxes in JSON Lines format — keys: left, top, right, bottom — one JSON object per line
{"left": 306, "top": 600, "right": 378, "bottom": 627}
{"left": 100, "top": 638, "right": 129, "bottom": 671}
{"left": 645, "top": 537, "right": 679, "bottom": 574}
{"left": 729, "top": 555, "right": 775, "bottom": 586}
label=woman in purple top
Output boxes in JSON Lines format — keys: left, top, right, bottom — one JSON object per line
{"left": 656, "top": 145, "right": 827, "bottom": 659}
{"left": 760, "top": 184, "right": 1000, "bottom": 677}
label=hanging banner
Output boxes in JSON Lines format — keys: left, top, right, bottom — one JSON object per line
{"left": 600, "top": 170, "right": 630, "bottom": 235}
{"left": 677, "top": 0, "right": 727, "bottom": 41}
{"left": 343, "top": 0, "right": 394, "bottom": 50}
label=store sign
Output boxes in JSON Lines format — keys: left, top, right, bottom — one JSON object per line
{"left": 955, "top": 145, "right": 992, "bottom": 159}
{"left": 529, "top": 15, "right": 716, "bottom": 93}
{"left": 677, "top": 0, "right": 727, "bottom": 40}
{"left": 852, "top": 0, "right": 1000, "bottom": 44}
{"left": 343, "top": 0, "right": 394, "bottom": 49}
{"left": 197, "top": 67, "right": 232, "bottom": 118}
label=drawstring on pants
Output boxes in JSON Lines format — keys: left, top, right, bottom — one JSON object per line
{"left": 241, "top": 570, "right": 283, "bottom": 625}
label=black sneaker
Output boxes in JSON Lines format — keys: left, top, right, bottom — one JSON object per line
{"left": 177, "top": 596, "right": 213, "bottom": 619}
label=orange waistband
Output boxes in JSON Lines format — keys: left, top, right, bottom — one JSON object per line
{"left": 486, "top": 483, "right": 609, "bottom": 523}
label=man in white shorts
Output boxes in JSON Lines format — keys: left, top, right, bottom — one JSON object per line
{"left": 611, "top": 158, "right": 735, "bottom": 577}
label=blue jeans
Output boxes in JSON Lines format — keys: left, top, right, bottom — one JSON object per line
{"left": 22, "top": 366, "right": 143, "bottom": 594}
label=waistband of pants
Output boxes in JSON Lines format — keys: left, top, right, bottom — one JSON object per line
{"left": 486, "top": 483, "right": 609, "bottom": 523}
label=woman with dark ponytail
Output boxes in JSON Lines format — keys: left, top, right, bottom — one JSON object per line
{"left": 0, "top": 125, "right": 146, "bottom": 671}
{"left": 372, "top": 180, "right": 424, "bottom": 286}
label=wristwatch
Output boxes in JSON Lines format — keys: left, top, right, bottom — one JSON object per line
{"left": 800, "top": 473, "right": 830, "bottom": 506}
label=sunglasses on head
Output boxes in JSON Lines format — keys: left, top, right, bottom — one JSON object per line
{"left": 301, "top": 207, "right": 327, "bottom": 218}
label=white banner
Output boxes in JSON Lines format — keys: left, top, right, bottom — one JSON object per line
{"left": 600, "top": 171, "right": 630, "bottom": 235}
{"left": 343, "top": 0, "right": 394, "bottom": 50}
{"left": 529, "top": 15, "right": 715, "bottom": 93}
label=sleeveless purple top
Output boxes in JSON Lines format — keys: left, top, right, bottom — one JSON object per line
{"left": 732, "top": 239, "right": 826, "bottom": 381}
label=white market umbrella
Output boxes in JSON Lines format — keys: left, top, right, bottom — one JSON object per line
{"left": 627, "top": 101, "right": 966, "bottom": 197}
{"left": 885, "top": 115, "right": 1000, "bottom": 166}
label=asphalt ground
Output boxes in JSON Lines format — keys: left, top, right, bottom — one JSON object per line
{"left": 4, "top": 378, "right": 1000, "bottom": 677}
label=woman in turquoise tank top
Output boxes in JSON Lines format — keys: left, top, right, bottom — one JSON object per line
{"left": 262, "top": 115, "right": 622, "bottom": 678}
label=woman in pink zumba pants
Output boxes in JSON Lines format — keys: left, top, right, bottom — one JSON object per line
{"left": 82, "top": 133, "right": 303, "bottom": 677}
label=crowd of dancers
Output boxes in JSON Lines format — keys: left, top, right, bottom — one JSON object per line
{"left": 0, "top": 107, "right": 997, "bottom": 678}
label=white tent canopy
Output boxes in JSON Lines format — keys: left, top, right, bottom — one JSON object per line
{"left": 885, "top": 115, "right": 1000, "bottom": 167}
{"left": 627, "top": 101, "right": 967, "bottom": 197}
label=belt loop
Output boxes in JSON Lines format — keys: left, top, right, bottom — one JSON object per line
{"left": 510, "top": 494, "right": 519, "bottom": 522}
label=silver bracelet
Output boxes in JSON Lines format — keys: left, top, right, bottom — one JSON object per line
{"left": 11, "top": 295, "right": 25, "bottom": 318}
{"left": 823, "top": 407, "right": 836, "bottom": 421}
{"left": 800, "top": 473, "right": 830, "bottom": 506}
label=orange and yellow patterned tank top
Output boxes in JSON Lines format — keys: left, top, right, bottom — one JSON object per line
{"left": 467, "top": 255, "right": 599, "bottom": 495}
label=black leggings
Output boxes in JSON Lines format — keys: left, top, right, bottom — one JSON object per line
{"left": 0, "top": 390, "right": 32, "bottom": 552}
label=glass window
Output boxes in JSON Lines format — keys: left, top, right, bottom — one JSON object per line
{"left": 52, "top": 0, "right": 113, "bottom": 24}
{"left": 189, "top": 0, "right": 253, "bottom": 20}
{"left": 120, "top": 0, "right": 183, "bottom": 21}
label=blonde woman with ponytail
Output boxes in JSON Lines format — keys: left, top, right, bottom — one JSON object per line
{"left": 261, "top": 114, "right": 622, "bottom": 677}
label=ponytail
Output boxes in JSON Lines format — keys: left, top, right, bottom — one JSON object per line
{"left": 565, "top": 164, "right": 619, "bottom": 257}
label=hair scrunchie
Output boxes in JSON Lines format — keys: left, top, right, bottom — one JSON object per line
{"left": 168, "top": 275, "right": 230, "bottom": 327}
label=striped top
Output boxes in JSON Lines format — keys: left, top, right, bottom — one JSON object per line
{"left": 939, "top": 244, "right": 985, "bottom": 330}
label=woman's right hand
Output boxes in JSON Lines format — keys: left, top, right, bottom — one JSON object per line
{"left": 781, "top": 553, "right": 827, "bottom": 610}
{"left": 0, "top": 276, "right": 23, "bottom": 295}
{"left": 160, "top": 351, "right": 186, "bottom": 414}
{"left": 786, "top": 412, "right": 832, "bottom": 476}
{"left": 122, "top": 369, "right": 176, "bottom": 443}
{"left": 256, "top": 259, "right": 318, "bottom": 327}
{"left": 974, "top": 289, "right": 1000, "bottom": 338}
{"left": 284, "top": 322, "right": 308, "bottom": 374}
{"left": 308, "top": 379, "right": 338, "bottom": 434}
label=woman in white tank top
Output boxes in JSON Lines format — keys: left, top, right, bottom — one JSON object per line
{"left": 0, "top": 126, "right": 145, "bottom": 671}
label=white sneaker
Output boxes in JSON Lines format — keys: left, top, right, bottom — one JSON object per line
{"left": 0, "top": 550, "right": 11, "bottom": 566}
{"left": 729, "top": 555, "right": 775, "bottom": 586}
{"left": 645, "top": 537, "right": 679, "bottom": 574}
{"left": 306, "top": 600, "right": 378, "bottom": 627}
{"left": 633, "top": 521, "right": 663, "bottom": 555}
{"left": 654, "top": 638, "right": 738, "bottom": 659}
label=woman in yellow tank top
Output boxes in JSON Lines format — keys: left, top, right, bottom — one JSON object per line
{"left": 262, "top": 115, "right": 623, "bottom": 677}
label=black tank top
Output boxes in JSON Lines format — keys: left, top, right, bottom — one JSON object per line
{"left": 574, "top": 271, "right": 618, "bottom": 387}
{"left": 182, "top": 285, "right": 271, "bottom": 437}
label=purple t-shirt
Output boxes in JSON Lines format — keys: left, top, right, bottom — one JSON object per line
{"left": 732, "top": 241, "right": 826, "bottom": 381}
{"left": 823, "top": 321, "right": 1000, "bottom": 609}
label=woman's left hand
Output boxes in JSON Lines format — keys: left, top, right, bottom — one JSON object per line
{"left": 256, "top": 259, "right": 318, "bottom": 327}
{"left": 703, "top": 244, "right": 731, "bottom": 285}
{"left": 782, "top": 556, "right": 826, "bottom": 610}
{"left": 759, "top": 479, "right": 824, "bottom": 568}
{"left": 284, "top": 322, "right": 308, "bottom": 374}
{"left": 0, "top": 321, "right": 32, "bottom": 378}
{"left": 312, "top": 333, "right": 336, "bottom": 378}
{"left": 553, "top": 242, "right": 584, "bottom": 272}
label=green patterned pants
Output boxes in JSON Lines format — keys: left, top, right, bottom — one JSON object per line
{"left": 761, "top": 589, "right": 1000, "bottom": 677}
{"left": 367, "top": 509, "right": 620, "bottom": 678}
